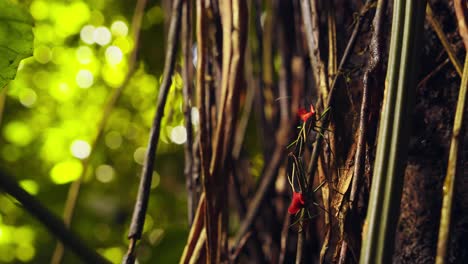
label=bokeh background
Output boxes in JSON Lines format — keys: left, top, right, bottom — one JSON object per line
{"left": 0, "top": 0, "right": 192, "bottom": 262}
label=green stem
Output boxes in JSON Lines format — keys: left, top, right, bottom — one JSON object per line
{"left": 435, "top": 48, "right": 468, "bottom": 264}
{"left": 359, "top": 0, "right": 426, "bottom": 263}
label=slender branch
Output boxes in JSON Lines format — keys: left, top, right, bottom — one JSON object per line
{"left": 417, "top": 58, "right": 450, "bottom": 88}
{"left": 50, "top": 1, "right": 148, "bottom": 263}
{"left": 300, "top": 0, "right": 329, "bottom": 98}
{"left": 123, "top": 1, "right": 183, "bottom": 262}
{"left": 181, "top": 0, "right": 195, "bottom": 226}
{"left": 0, "top": 170, "right": 110, "bottom": 264}
{"left": 426, "top": 3, "right": 463, "bottom": 76}
{"left": 339, "top": 0, "right": 386, "bottom": 262}
{"left": 327, "top": 0, "right": 337, "bottom": 85}
{"left": 455, "top": 1, "right": 468, "bottom": 50}
{"left": 179, "top": 194, "right": 206, "bottom": 264}
{"left": 279, "top": 210, "right": 291, "bottom": 264}
{"left": 350, "top": 0, "right": 386, "bottom": 211}
{"left": 436, "top": 2, "right": 468, "bottom": 263}
{"left": 296, "top": 227, "right": 305, "bottom": 264}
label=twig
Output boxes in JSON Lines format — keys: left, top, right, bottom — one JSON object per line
{"left": 0, "top": 170, "right": 110, "bottom": 264}
{"left": 230, "top": 232, "right": 252, "bottom": 262}
{"left": 50, "top": 1, "right": 148, "bottom": 263}
{"left": 189, "top": 228, "right": 207, "bottom": 264}
{"left": 123, "top": 1, "right": 183, "bottom": 263}
{"left": 279, "top": 211, "right": 291, "bottom": 264}
{"left": 300, "top": 0, "right": 329, "bottom": 98}
{"left": 339, "top": 0, "right": 386, "bottom": 262}
{"left": 296, "top": 226, "right": 305, "bottom": 264}
{"left": 350, "top": 0, "right": 385, "bottom": 211}
{"left": 327, "top": 0, "right": 337, "bottom": 85}
{"left": 179, "top": 194, "right": 206, "bottom": 264}
{"left": 455, "top": 0, "right": 468, "bottom": 50}
{"left": 259, "top": 0, "right": 275, "bottom": 162}
{"left": 181, "top": 0, "right": 195, "bottom": 226}
{"left": 194, "top": 0, "right": 212, "bottom": 259}
{"left": 436, "top": 2, "right": 468, "bottom": 263}
{"left": 417, "top": 58, "right": 450, "bottom": 88}
{"left": 426, "top": 3, "right": 463, "bottom": 77}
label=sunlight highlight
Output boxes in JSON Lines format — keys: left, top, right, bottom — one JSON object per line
{"left": 105, "top": 45, "right": 123, "bottom": 65}
{"left": 19, "top": 89, "right": 37, "bottom": 108}
{"left": 80, "top": 25, "right": 95, "bottom": 44}
{"left": 76, "top": 69, "right": 94, "bottom": 88}
{"left": 94, "top": 26, "right": 112, "bottom": 46}
{"left": 111, "top": 20, "right": 128, "bottom": 37}
{"left": 70, "top": 140, "right": 91, "bottom": 159}
{"left": 170, "top": 125, "right": 187, "bottom": 145}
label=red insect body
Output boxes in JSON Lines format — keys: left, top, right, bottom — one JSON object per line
{"left": 297, "top": 105, "right": 316, "bottom": 123}
{"left": 288, "top": 192, "right": 305, "bottom": 214}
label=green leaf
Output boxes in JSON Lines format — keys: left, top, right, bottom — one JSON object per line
{"left": 0, "top": 0, "right": 34, "bottom": 89}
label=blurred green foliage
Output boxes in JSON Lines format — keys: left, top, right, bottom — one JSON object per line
{"left": 0, "top": 0, "right": 189, "bottom": 263}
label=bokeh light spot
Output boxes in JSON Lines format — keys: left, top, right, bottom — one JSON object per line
{"left": 3, "top": 122, "right": 33, "bottom": 146}
{"left": 40, "top": 130, "right": 67, "bottom": 162}
{"left": 50, "top": 82, "right": 73, "bottom": 101}
{"left": 113, "top": 36, "right": 133, "bottom": 54}
{"left": 94, "top": 26, "right": 112, "bottom": 46}
{"left": 191, "top": 107, "right": 199, "bottom": 126}
{"left": 50, "top": 159, "right": 83, "bottom": 184}
{"left": 80, "top": 25, "right": 95, "bottom": 44}
{"left": 33, "top": 45, "right": 52, "bottom": 64}
{"left": 105, "top": 131, "right": 122, "bottom": 149}
{"left": 34, "top": 24, "right": 54, "bottom": 43}
{"left": 76, "top": 46, "right": 93, "bottom": 64}
{"left": 151, "top": 171, "right": 160, "bottom": 189}
{"left": 0, "top": 225, "right": 13, "bottom": 244}
{"left": 96, "top": 164, "right": 115, "bottom": 183}
{"left": 111, "top": 21, "right": 128, "bottom": 37}
{"left": 70, "top": 140, "right": 91, "bottom": 159}
{"left": 105, "top": 45, "right": 123, "bottom": 65}
{"left": 16, "top": 244, "right": 35, "bottom": 262}
{"left": 148, "top": 229, "right": 164, "bottom": 245}
{"left": 102, "top": 64, "right": 125, "bottom": 87}
{"left": 76, "top": 69, "right": 94, "bottom": 88}
{"left": 144, "top": 6, "right": 164, "bottom": 28}
{"left": 2, "top": 145, "right": 21, "bottom": 162}
{"left": 14, "top": 226, "right": 35, "bottom": 245}
{"left": 30, "top": 0, "right": 48, "bottom": 20}
{"left": 170, "top": 125, "right": 187, "bottom": 145}
{"left": 133, "top": 147, "right": 146, "bottom": 165}
{"left": 19, "top": 88, "right": 37, "bottom": 107}
{"left": 19, "top": 180, "right": 39, "bottom": 195}
{"left": 102, "top": 247, "right": 124, "bottom": 264}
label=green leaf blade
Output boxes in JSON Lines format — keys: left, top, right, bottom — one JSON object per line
{"left": 0, "top": 0, "right": 34, "bottom": 89}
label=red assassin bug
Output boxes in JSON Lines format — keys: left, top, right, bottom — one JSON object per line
{"left": 287, "top": 104, "right": 331, "bottom": 225}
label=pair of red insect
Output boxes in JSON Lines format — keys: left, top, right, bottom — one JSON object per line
{"left": 288, "top": 105, "right": 316, "bottom": 215}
